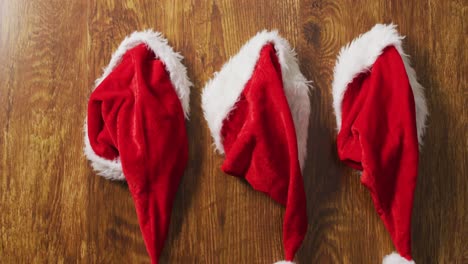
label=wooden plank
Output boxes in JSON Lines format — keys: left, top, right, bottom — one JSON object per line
{"left": 0, "top": 0, "right": 91, "bottom": 263}
{"left": 0, "top": 0, "right": 466, "bottom": 263}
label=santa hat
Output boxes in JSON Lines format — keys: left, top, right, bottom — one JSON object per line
{"left": 84, "top": 30, "right": 191, "bottom": 263}
{"left": 332, "top": 24, "right": 428, "bottom": 263}
{"left": 202, "top": 30, "right": 311, "bottom": 263}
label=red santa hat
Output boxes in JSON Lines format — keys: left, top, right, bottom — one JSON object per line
{"left": 202, "top": 30, "right": 311, "bottom": 263}
{"left": 84, "top": 30, "right": 192, "bottom": 263}
{"left": 332, "top": 24, "right": 428, "bottom": 263}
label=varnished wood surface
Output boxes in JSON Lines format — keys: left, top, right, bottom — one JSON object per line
{"left": 0, "top": 1, "right": 466, "bottom": 263}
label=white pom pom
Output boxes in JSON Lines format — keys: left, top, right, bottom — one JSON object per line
{"left": 382, "top": 252, "right": 415, "bottom": 264}
{"left": 274, "top": 261, "right": 294, "bottom": 264}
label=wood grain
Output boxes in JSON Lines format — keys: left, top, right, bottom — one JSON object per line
{"left": 0, "top": 0, "right": 466, "bottom": 263}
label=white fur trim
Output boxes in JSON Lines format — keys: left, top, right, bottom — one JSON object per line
{"left": 201, "top": 30, "right": 312, "bottom": 170}
{"left": 332, "top": 24, "right": 428, "bottom": 145}
{"left": 382, "top": 252, "right": 415, "bottom": 264}
{"left": 84, "top": 30, "right": 192, "bottom": 181}
{"left": 94, "top": 29, "right": 192, "bottom": 117}
{"left": 83, "top": 123, "right": 125, "bottom": 181}
{"left": 274, "top": 261, "right": 294, "bottom": 264}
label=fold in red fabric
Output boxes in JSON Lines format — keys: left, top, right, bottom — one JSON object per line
{"left": 220, "top": 44, "right": 308, "bottom": 261}
{"left": 87, "top": 44, "right": 188, "bottom": 263}
{"left": 337, "top": 46, "right": 418, "bottom": 260}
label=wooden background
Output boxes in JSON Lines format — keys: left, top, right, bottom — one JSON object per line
{"left": 0, "top": 0, "right": 466, "bottom": 263}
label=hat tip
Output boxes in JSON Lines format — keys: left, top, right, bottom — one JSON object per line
{"left": 382, "top": 252, "right": 415, "bottom": 264}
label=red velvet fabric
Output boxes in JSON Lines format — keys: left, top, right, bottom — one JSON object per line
{"left": 220, "top": 44, "right": 308, "bottom": 261}
{"left": 337, "top": 46, "right": 418, "bottom": 260}
{"left": 87, "top": 44, "right": 188, "bottom": 263}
